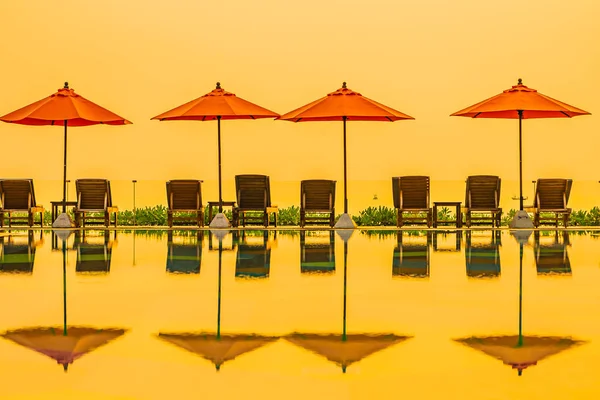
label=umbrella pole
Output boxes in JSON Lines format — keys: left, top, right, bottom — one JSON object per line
{"left": 217, "top": 237, "right": 223, "bottom": 340}
{"left": 217, "top": 116, "right": 223, "bottom": 213}
{"left": 62, "top": 120, "right": 68, "bottom": 213}
{"left": 342, "top": 239, "right": 348, "bottom": 342}
{"left": 62, "top": 238, "right": 68, "bottom": 336}
{"left": 518, "top": 110, "right": 524, "bottom": 211}
{"left": 518, "top": 240, "right": 524, "bottom": 347}
{"left": 343, "top": 117, "right": 348, "bottom": 214}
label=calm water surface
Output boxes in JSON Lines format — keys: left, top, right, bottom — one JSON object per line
{"left": 1, "top": 229, "right": 599, "bottom": 399}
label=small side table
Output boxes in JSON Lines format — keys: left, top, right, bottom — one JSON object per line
{"left": 207, "top": 201, "right": 236, "bottom": 222}
{"left": 51, "top": 201, "right": 78, "bottom": 222}
{"left": 433, "top": 201, "right": 462, "bottom": 228}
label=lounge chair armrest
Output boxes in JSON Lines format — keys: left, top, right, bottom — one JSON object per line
{"left": 31, "top": 206, "right": 44, "bottom": 213}
{"left": 107, "top": 206, "right": 119, "bottom": 213}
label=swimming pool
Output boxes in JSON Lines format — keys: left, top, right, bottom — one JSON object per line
{"left": 0, "top": 229, "right": 598, "bottom": 399}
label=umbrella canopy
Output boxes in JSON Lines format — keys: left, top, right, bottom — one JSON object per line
{"left": 0, "top": 82, "right": 131, "bottom": 221}
{"left": 450, "top": 79, "right": 590, "bottom": 214}
{"left": 1, "top": 326, "right": 126, "bottom": 371}
{"left": 278, "top": 82, "right": 413, "bottom": 225}
{"left": 152, "top": 82, "right": 279, "bottom": 226}
{"left": 454, "top": 335, "right": 583, "bottom": 374}
{"left": 450, "top": 80, "right": 590, "bottom": 119}
{"left": 158, "top": 332, "right": 279, "bottom": 370}
{"left": 285, "top": 333, "right": 409, "bottom": 373}
{"left": 0, "top": 83, "right": 131, "bottom": 126}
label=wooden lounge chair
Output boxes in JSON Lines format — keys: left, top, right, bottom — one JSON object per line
{"left": 0, "top": 179, "right": 44, "bottom": 227}
{"left": 73, "top": 230, "right": 115, "bottom": 273}
{"left": 465, "top": 230, "right": 501, "bottom": 278}
{"left": 392, "top": 232, "right": 431, "bottom": 278}
{"left": 166, "top": 180, "right": 204, "bottom": 228}
{"left": 463, "top": 175, "right": 502, "bottom": 227}
{"left": 166, "top": 231, "right": 203, "bottom": 274}
{"left": 392, "top": 176, "right": 432, "bottom": 227}
{"left": 534, "top": 231, "right": 571, "bottom": 275}
{"left": 74, "top": 179, "right": 118, "bottom": 227}
{"left": 300, "top": 180, "right": 336, "bottom": 227}
{"left": 234, "top": 231, "right": 271, "bottom": 278}
{"left": 530, "top": 179, "right": 572, "bottom": 227}
{"left": 300, "top": 231, "right": 336, "bottom": 273}
{"left": 0, "top": 231, "right": 42, "bottom": 274}
{"left": 232, "top": 175, "right": 278, "bottom": 227}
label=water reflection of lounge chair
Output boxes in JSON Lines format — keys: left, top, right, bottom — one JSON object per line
{"left": 73, "top": 231, "right": 115, "bottom": 274}
{"left": 534, "top": 231, "right": 571, "bottom": 275}
{"left": 166, "top": 231, "right": 203, "bottom": 274}
{"left": 0, "top": 231, "right": 42, "bottom": 274}
{"left": 465, "top": 230, "right": 501, "bottom": 278}
{"left": 235, "top": 231, "right": 271, "bottom": 278}
{"left": 392, "top": 232, "right": 431, "bottom": 278}
{"left": 300, "top": 231, "right": 336, "bottom": 274}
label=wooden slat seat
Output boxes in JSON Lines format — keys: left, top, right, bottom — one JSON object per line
{"left": 465, "top": 231, "right": 502, "bottom": 278}
{"left": 74, "top": 179, "right": 118, "bottom": 227}
{"left": 392, "top": 176, "right": 432, "bottom": 227}
{"left": 232, "top": 175, "right": 278, "bottom": 227}
{"left": 0, "top": 179, "right": 44, "bottom": 227}
{"left": 166, "top": 180, "right": 204, "bottom": 227}
{"left": 300, "top": 180, "right": 336, "bottom": 227}
{"left": 392, "top": 232, "right": 431, "bottom": 277}
{"left": 531, "top": 179, "right": 572, "bottom": 227}
{"left": 463, "top": 175, "right": 502, "bottom": 227}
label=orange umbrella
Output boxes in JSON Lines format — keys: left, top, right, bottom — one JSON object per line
{"left": 451, "top": 79, "right": 590, "bottom": 216}
{"left": 0, "top": 82, "right": 131, "bottom": 223}
{"left": 278, "top": 82, "right": 414, "bottom": 227}
{"left": 152, "top": 83, "right": 279, "bottom": 227}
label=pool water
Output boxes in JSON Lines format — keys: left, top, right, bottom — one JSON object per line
{"left": 0, "top": 229, "right": 599, "bottom": 399}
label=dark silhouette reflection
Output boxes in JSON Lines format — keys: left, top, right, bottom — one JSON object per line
{"left": 166, "top": 231, "right": 204, "bottom": 274}
{"left": 0, "top": 230, "right": 43, "bottom": 274}
{"left": 432, "top": 230, "right": 462, "bottom": 252}
{"left": 300, "top": 230, "right": 336, "bottom": 274}
{"left": 158, "top": 230, "right": 279, "bottom": 371}
{"left": 534, "top": 231, "right": 572, "bottom": 275}
{"left": 286, "top": 231, "right": 411, "bottom": 373}
{"left": 73, "top": 230, "right": 116, "bottom": 274}
{"left": 454, "top": 231, "right": 585, "bottom": 376}
{"left": 392, "top": 231, "right": 431, "bottom": 278}
{"left": 234, "top": 230, "right": 274, "bottom": 278}
{"left": 465, "top": 230, "right": 502, "bottom": 278}
{"left": 1, "top": 230, "right": 127, "bottom": 372}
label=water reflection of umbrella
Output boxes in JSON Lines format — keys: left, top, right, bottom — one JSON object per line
{"left": 285, "top": 230, "right": 411, "bottom": 372}
{"left": 451, "top": 79, "right": 590, "bottom": 227}
{"left": 152, "top": 83, "right": 279, "bottom": 228}
{"left": 0, "top": 83, "right": 131, "bottom": 226}
{"left": 157, "top": 230, "right": 279, "bottom": 371}
{"left": 454, "top": 230, "right": 585, "bottom": 375}
{"left": 278, "top": 83, "right": 414, "bottom": 228}
{"left": 1, "top": 231, "right": 127, "bottom": 371}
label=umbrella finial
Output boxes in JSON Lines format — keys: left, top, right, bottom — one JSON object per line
{"left": 216, "top": 82, "right": 221, "bottom": 89}
{"left": 518, "top": 78, "right": 522, "bottom": 85}
{"left": 518, "top": 368, "right": 523, "bottom": 376}
{"left": 216, "top": 363, "right": 221, "bottom": 372}
{"left": 64, "top": 82, "right": 69, "bottom": 89}
{"left": 63, "top": 363, "right": 69, "bottom": 372}
{"left": 342, "top": 82, "right": 347, "bottom": 89}
{"left": 342, "top": 365, "right": 347, "bottom": 373}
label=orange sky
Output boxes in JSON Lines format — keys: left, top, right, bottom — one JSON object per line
{"left": 1, "top": 0, "right": 599, "bottom": 183}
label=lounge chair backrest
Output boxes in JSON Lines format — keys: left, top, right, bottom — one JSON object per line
{"left": 534, "top": 179, "right": 572, "bottom": 209}
{"left": 235, "top": 175, "right": 271, "bottom": 209}
{"left": 301, "top": 180, "right": 336, "bottom": 211}
{"left": 0, "top": 179, "right": 35, "bottom": 210}
{"left": 393, "top": 176, "right": 430, "bottom": 209}
{"left": 76, "top": 179, "right": 111, "bottom": 210}
{"left": 465, "top": 175, "right": 501, "bottom": 209}
{"left": 166, "top": 180, "right": 202, "bottom": 210}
